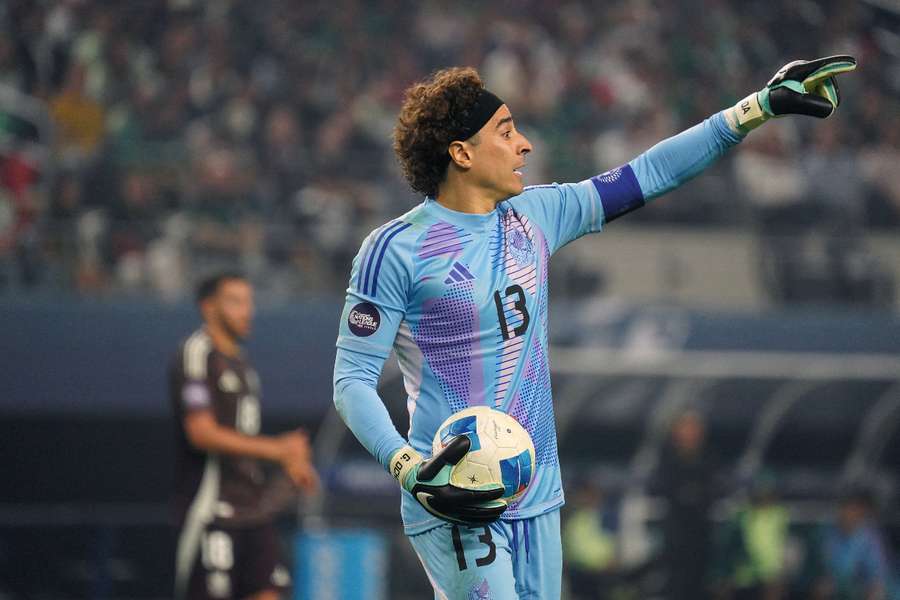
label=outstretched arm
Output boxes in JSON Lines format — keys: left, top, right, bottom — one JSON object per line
{"left": 597, "top": 55, "right": 857, "bottom": 223}
{"left": 509, "top": 56, "right": 856, "bottom": 253}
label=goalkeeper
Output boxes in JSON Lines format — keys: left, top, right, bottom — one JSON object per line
{"left": 332, "top": 56, "right": 856, "bottom": 599}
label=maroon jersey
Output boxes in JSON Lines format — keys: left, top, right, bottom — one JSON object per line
{"left": 170, "top": 328, "right": 266, "bottom": 527}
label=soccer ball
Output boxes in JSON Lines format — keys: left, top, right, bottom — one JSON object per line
{"left": 432, "top": 406, "right": 536, "bottom": 503}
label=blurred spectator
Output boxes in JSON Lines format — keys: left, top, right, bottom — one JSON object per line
{"left": 257, "top": 104, "right": 309, "bottom": 212}
{"left": 733, "top": 122, "right": 808, "bottom": 229}
{"left": 108, "top": 170, "right": 162, "bottom": 290}
{"left": 44, "top": 170, "right": 84, "bottom": 286}
{"left": 803, "top": 121, "right": 866, "bottom": 228}
{"left": 0, "top": 36, "right": 27, "bottom": 91}
{"left": 656, "top": 410, "right": 718, "bottom": 600}
{"left": 187, "top": 145, "right": 264, "bottom": 275}
{"left": 713, "top": 472, "right": 789, "bottom": 600}
{"left": 563, "top": 481, "right": 619, "bottom": 599}
{"left": 49, "top": 63, "right": 105, "bottom": 166}
{"left": 861, "top": 115, "right": 900, "bottom": 228}
{"left": 813, "top": 490, "right": 894, "bottom": 600}
{"left": 0, "top": 87, "right": 47, "bottom": 289}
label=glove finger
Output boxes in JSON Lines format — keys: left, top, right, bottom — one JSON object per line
{"left": 801, "top": 56, "right": 857, "bottom": 91}
{"left": 770, "top": 55, "right": 856, "bottom": 87}
{"left": 768, "top": 59, "right": 807, "bottom": 86}
{"left": 460, "top": 502, "right": 508, "bottom": 522}
{"left": 769, "top": 87, "right": 834, "bottom": 118}
{"left": 427, "top": 494, "right": 506, "bottom": 512}
{"left": 419, "top": 503, "right": 472, "bottom": 526}
{"left": 418, "top": 435, "right": 471, "bottom": 480}
{"left": 431, "top": 500, "right": 508, "bottom": 524}
{"left": 437, "top": 483, "right": 506, "bottom": 504}
{"left": 814, "top": 77, "right": 840, "bottom": 109}
{"left": 421, "top": 495, "right": 507, "bottom": 524}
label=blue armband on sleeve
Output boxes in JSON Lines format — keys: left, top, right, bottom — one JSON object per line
{"left": 589, "top": 165, "right": 645, "bottom": 222}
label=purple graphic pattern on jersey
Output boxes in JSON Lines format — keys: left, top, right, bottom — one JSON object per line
{"left": 469, "top": 578, "right": 491, "bottom": 600}
{"left": 412, "top": 281, "right": 485, "bottom": 412}
{"left": 418, "top": 221, "right": 472, "bottom": 259}
{"left": 508, "top": 229, "right": 558, "bottom": 468}
{"left": 494, "top": 209, "right": 538, "bottom": 406}
{"left": 509, "top": 330, "right": 558, "bottom": 468}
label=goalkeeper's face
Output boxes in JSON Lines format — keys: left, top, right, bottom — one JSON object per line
{"left": 465, "top": 105, "right": 532, "bottom": 200}
{"left": 210, "top": 279, "right": 255, "bottom": 342}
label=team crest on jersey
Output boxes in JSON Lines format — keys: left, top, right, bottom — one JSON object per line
{"left": 219, "top": 370, "right": 242, "bottom": 393}
{"left": 469, "top": 578, "right": 491, "bottom": 599}
{"left": 348, "top": 302, "right": 380, "bottom": 337}
{"left": 508, "top": 228, "right": 535, "bottom": 266}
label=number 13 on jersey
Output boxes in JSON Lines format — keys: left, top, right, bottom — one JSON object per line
{"left": 494, "top": 285, "right": 530, "bottom": 340}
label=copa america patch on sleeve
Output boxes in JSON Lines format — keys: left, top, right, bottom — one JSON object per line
{"left": 348, "top": 302, "right": 380, "bottom": 337}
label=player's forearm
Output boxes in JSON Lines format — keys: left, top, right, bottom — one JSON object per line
{"left": 591, "top": 111, "right": 744, "bottom": 224}
{"left": 333, "top": 347, "right": 408, "bottom": 471}
{"left": 188, "top": 420, "right": 282, "bottom": 462}
{"left": 629, "top": 111, "right": 744, "bottom": 202}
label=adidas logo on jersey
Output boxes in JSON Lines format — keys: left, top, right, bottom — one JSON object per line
{"left": 444, "top": 262, "right": 476, "bottom": 285}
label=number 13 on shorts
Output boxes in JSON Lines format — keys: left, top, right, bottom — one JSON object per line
{"left": 451, "top": 525, "right": 496, "bottom": 571}
{"left": 409, "top": 523, "right": 518, "bottom": 600}
{"left": 408, "top": 512, "right": 562, "bottom": 600}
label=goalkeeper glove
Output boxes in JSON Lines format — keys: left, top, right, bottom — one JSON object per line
{"left": 727, "top": 55, "right": 857, "bottom": 134}
{"left": 390, "top": 436, "right": 507, "bottom": 525}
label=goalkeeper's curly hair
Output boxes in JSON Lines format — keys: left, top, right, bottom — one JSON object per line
{"left": 392, "top": 67, "right": 485, "bottom": 198}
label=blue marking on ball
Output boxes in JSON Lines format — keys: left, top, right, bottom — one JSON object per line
{"left": 499, "top": 449, "right": 534, "bottom": 498}
{"left": 439, "top": 415, "right": 481, "bottom": 452}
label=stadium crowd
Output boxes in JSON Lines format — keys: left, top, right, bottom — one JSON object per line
{"left": 1, "top": 0, "right": 898, "bottom": 300}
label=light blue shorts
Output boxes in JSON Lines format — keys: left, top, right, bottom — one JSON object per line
{"left": 408, "top": 510, "right": 561, "bottom": 600}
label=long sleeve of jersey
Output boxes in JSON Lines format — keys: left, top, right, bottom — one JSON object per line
{"left": 333, "top": 221, "right": 414, "bottom": 472}
{"left": 630, "top": 110, "right": 744, "bottom": 202}
{"left": 333, "top": 347, "right": 406, "bottom": 471}
{"left": 509, "top": 110, "right": 745, "bottom": 252}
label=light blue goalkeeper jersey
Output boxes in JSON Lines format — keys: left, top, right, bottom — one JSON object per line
{"left": 333, "top": 111, "right": 744, "bottom": 535}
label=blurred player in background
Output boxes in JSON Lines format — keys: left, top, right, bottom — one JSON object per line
{"left": 656, "top": 410, "right": 718, "bottom": 600}
{"left": 170, "top": 272, "right": 318, "bottom": 600}
{"left": 333, "top": 57, "right": 856, "bottom": 599}
{"left": 814, "top": 489, "right": 892, "bottom": 600}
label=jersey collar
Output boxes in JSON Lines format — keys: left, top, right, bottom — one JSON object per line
{"left": 425, "top": 197, "right": 498, "bottom": 234}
